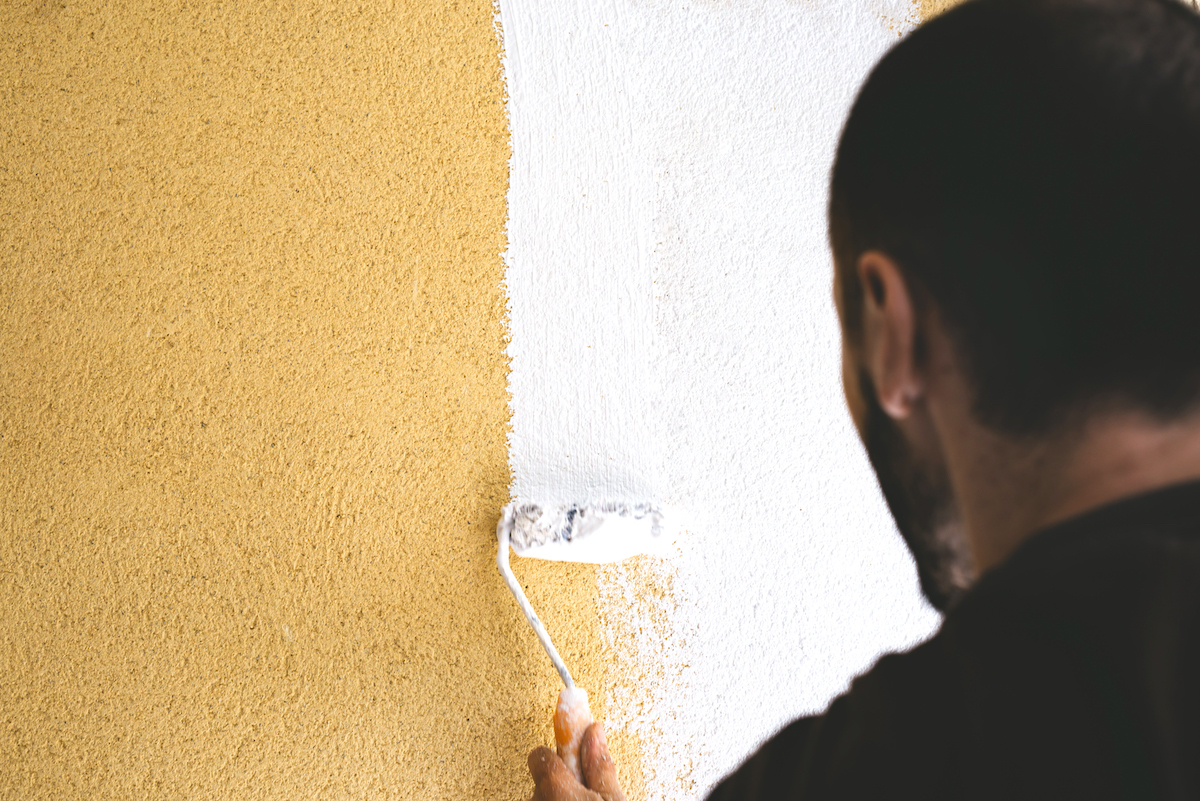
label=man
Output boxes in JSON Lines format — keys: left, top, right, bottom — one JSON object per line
{"left": 525, "top": 0, "right": 1200, "bottom": 797}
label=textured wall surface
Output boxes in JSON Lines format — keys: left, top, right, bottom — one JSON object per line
{"left": 0, "top": 1, "right": 603, "bottom": 797}
{"left": 1, "top": 0, "right": 970, "bottom": 798}
{"left": 500, "top": 2, "right": 948, "bottom": 798}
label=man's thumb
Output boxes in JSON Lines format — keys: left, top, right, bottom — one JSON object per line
{"left": 580, "top": 723, "right": 626, "bottom": 801}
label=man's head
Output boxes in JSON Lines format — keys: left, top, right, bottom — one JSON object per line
{"left": 831, "top": 0, "right": 1200, "bottom": 611}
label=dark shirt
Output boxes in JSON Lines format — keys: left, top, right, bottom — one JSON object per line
{"left": 706, "top": 481, "right": 1200, "bottom": 800}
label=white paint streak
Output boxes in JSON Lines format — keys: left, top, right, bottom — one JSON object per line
{"left": 500, "top": 0, "right": 657, "bottom": 507}
{"left": 499, "top": 2, "right": 942, "bottom": 799}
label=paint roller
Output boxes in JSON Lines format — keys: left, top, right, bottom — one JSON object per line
{"left": 496, "top": 500, "right": 672, "bottom": 783}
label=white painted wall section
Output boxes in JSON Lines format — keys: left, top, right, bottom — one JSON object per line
{"left": 499, "top": 2, "right": 943, "bottom": 799}
{"left": 501, "top": 0, "right": 657, "bottom": 507}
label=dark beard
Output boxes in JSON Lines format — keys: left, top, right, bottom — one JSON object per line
{"left": 859, "top": 369, "right": 975, "bottom": 612}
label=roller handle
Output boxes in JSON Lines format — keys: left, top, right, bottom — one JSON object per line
{"left": 554, "top": 685, "right": 594, "bottom": 783}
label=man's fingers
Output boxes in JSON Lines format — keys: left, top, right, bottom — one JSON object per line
{"left": 580, "top": 723, "right": 627, "bottom": 801}
{"left": 528, "top": 747, "right": 570, "bottom": 787}
{"left": 528, "top": 746, "right": 597, "bottom": 801}
{"left": 528, "top": 727, "right": 626, "bottom": 801}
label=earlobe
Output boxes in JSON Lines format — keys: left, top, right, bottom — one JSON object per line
{"left": 857, "top": 251, "right": 922, "bottom": 420}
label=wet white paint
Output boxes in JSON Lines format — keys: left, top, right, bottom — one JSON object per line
{"left": 498, "top": 2, "right": 942, "bottom": 798}
{"left": 499, "top": 0, "right": 657, "bottom": 508}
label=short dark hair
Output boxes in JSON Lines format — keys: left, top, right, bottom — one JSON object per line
{"left": 830, "top": 0, "right": 1200, "bottom": 435}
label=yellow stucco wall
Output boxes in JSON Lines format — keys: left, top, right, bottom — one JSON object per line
{"left": 0, "top": 1, "right": 616, "bottom": 797}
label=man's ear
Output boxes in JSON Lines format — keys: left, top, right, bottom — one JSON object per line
{"left": 857, "top": 251, "right": 922, "bottom": 419}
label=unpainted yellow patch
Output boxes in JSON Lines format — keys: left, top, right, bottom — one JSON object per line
{"left": 0, "top": 0, "right": 604, "bottom": 797}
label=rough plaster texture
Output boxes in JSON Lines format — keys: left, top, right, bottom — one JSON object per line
{"left": 0, "top": 1, "right": 603, "bottom": 798}
{"left": 500, "top": 0, "right": 657, "bottom": 508}
{"left": 500, "top": 2, "right": 946, "bottom": 798}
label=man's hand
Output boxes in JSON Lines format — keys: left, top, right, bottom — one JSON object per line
{"left": 527, "top": 722, "right": 627, "bottom": 801}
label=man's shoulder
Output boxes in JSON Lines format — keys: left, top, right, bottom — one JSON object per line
{"left": 707, "top": 609, "right": 1125, "bottom": 801}
{"left": 708, "top": 485, "right": 1200, "bottom": 800}
{"left": 705, "top": 637, "right": 963, "bottom": 801}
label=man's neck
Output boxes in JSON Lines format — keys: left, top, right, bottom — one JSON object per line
{"left": 939, "top": 403, "right": 1200, "bottom": 573}
{"left": 1039, "top": 408, "right": 1200, "bottom": 529}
